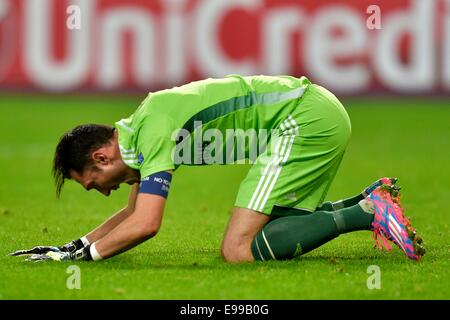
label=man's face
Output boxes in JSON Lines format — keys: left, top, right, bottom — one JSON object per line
{"left": 70, "top": 164, "right": 126, "bottom": 196}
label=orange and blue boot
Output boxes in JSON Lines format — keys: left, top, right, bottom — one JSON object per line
{"left": 367, "top": 183, "right": 425, "bottom": 260}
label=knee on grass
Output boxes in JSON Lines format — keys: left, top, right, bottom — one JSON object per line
{"left": 221, "top": 242, "right": 253, "bottom": 263}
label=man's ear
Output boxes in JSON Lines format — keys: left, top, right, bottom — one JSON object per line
{"left": 91, "top": 150, "right": 109, "bottom": 165}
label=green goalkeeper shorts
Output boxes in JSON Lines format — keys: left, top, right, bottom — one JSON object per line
{"left": 234, "top": 84, "right": 352, "bottom": 215}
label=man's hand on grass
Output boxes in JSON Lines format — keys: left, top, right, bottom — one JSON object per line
{"left": 9, "top": 239, "right": 90, "bottom": 262}
{"left": 9, "top": 246, "right": 62, "bottom": 256}
{"left": 25, "top": 249, "right": 72, "bottom": 262}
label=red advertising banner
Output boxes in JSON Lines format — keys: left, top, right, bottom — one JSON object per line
{"left": 0, "top": 0, "right": 448, "bottom": 93}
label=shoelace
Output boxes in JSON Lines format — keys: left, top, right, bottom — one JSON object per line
{"left": 372, "top": 222, "right": 393, "bottom": 251}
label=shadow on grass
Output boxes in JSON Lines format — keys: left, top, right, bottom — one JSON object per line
{"left": 6, "top": 245, "right": 427, "bottom": 273}
{"left": 79, "top": 247, "right": 410, "bottom": 272}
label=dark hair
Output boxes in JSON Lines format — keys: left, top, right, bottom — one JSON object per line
{"left": 53, "top": 124, "right": 115, "bottom": 197}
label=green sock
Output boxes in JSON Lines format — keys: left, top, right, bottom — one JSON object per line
{"left": 316, "top": 178, "right": 394, "bottom": 211}
{"left": 270, "top": 205, "right": 314, "bottom": 218}
{"left": 271, "top": 195, "right": 365, "bottom": 218}
{"left": 252, "top": 201, "right": 374, "bottom": 261}
{"left": 316, "top": 195, "right": 364, "bottom": 211}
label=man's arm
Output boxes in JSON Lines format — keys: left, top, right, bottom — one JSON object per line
{"left": 84, "top": 183, "right": 140, "bottom": 243}
{"left": 12, "top": 171, "right": 170, "bottom": 261}
{"left": 9, "top": 183, "right": 141, "bottom": 257}
{"left": 92, "top": 193, "right": 166, "bottom": 259}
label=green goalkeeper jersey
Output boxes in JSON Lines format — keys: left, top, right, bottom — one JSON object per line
{"left": 115, "top": 74, "right": 311, "bottom": 178}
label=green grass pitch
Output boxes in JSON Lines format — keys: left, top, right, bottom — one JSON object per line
{"left": 0, "top": 93, "right": 449, "bottom": 299}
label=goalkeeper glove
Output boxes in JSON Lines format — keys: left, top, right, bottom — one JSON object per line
{"left": 10, "top": 238, "right": 88, "bottom": 257}
{"left": 25, "top": 246, "right": 92, "bottom": 262}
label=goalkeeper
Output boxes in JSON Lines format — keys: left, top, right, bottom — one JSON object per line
{"left": 10, "top": 75, "right": 425, "bottom": 262}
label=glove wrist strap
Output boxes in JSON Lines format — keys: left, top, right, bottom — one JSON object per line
{"left": 61, "top": 237, "right": 90, "bottom": 254}
{"left": 72, "top": 245, "right": 93, "bottom": 261}
{"left": 80, "top": 236, "right": 90, "bottom": 247}
{"left": 90, "top": 243, "right": 103, "bottom": 261}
